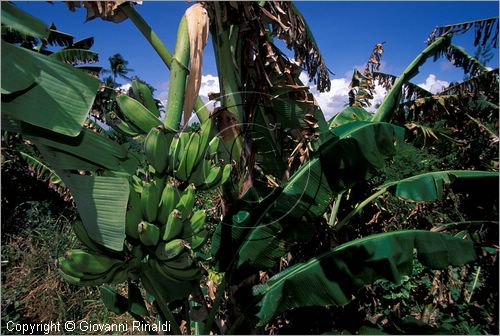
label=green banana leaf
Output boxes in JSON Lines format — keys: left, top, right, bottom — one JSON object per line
{"left": 37, "top": 145, "right": 102, "bottom": 172}
{"left": 212, "top": 121, "right": 404, "bottom": 271}
{"left": 1, "top": 2, "right": 49, "bottom": 39}
{"left": 100, "top": 287, "right": 128, "bottom": 315}
{"left": 253, "top": 230, "right": 477, "bottom": 326}
{"left": 49, "top": 49, "right": 99, "bottom": 65}
{"left": 67, "top": 37, "right": 94, "bottom": 50}
{"left": 388, "top": 170, "right": 498, "bottom": 201}
{"left": 337, "top": 170, "right": 499, "bottom": 230}
{"left": 328, "top": 106, "right": 373, "bottom": 128}
{"left": 330, "top": 121, "right": 404, "bottom": 171}
{"left": 60, "top": 173, "right": 129, "bottom": 251}
{"left": 128, "top": 282, "right": 149, "bottom": 317}
{"left": 28, "top": 128, "right": 138, "bottom": 175}
{"left": 1, "top": 41, "right": 99, "bottom": 136}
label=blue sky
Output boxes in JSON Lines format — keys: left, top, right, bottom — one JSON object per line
{"left": 14, "top": 1, "right": 499, "bottom": 118}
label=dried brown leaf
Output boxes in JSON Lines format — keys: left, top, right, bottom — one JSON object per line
{"left": 183, "top": 3, "right": 210, "bottom": 126}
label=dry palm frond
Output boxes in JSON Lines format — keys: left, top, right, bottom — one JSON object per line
{"left": 183, "top": 3, "right": 210, "bottom": 126}
{"left": 348, "top": 43, "right": 384, "bottom": 107}
{"left": 260, "top": 1, "right": 332, "bottom": 92}
{"left": 435, "top": 43, "right": 489, "bottom": 78}
{"left": 18, "top": 150, "right": 72, "bottom": 201}
{"left": 427, "top": 17, "right": 499, "bottom": 49}
{"left": 441, "top": 68, "right": 499, "bottom": 97}
{"left": 373, "top": 72, "right": 432, "bottom": 102}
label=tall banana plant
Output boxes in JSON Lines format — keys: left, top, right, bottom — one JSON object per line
{"left": 2, "top": 2, "right": 497, "bottom": 334}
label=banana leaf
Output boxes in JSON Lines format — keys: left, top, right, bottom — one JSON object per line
{"left": 426, "top": 17, "right": 498, "bottom": 49}
{"left": 253, "top": 230, "right": 477, "bottom": 326}
{"left": 329, "top": 121, "right": 404, "bottom": 172}
{"left": 100, "top": 287, "right": 128, "bottom": 315}
{"left": 337, "top": 170, "right": 499, "bottom": 230}
{"left": 1, "top": 2, "right": 49, "bottom": 39}
{"left": 213, "top": 121, "right": 404, "bottom": 271}
{"left": 49, "top": 49, "right": 99, "bottom": 65}
{"left": 27, "top": 127, "right": 138, "bottom": 175}
{"left": 328, "top": 106, "right": 373, "bottom": 128}
{"left": 60, "top": 173, "right": 129, "bottom": 251}
{"left": 67, "top": 37, "right": 94, "bottom": 50}
{"left": 440, "top": 68, "right": 499, "bottom": 97}
{"left": 440, "top": 43, "right": 488, "bottom": 78}
{"left": 1, "top": 41, "right": 99, "bottom": 136}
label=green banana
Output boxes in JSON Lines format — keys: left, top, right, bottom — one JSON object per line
{"left": 131, "top": 175, "right": 143, "bottom": 193}
{"left": 189, "top": 210, "right": 206, "bottom": 234}
{"left": 58, "top": 270, "right": 100, "bottom": 286}
{"left": 187, "top": 158, "right": 211, "bottom": 187}
{"left": 178, "top": 131, "right": 201, "bottom": 181}
{"left": 208, "top": 135, "right": 221, "bottom": 158}
{"left": 157, "top": 182, "right": 180, "bottom": 225}
{"left": 144, "top": 126, "right": 174, "bottom": 174}
{"left": 168, "top": 134, "right": 180, "bottom": 174}
{"left": 162, "top": 209, "right": 184, "bottom": 241}
{"left": 104, "top": 263, "right": 129, "bottom": 284}
{"left": 138, "top": 221, "right": 160, "bottom": 246}
{"left": 59, "top": 262, "right": 128, "bottom": 286}
{"left": 147, "top": 257, "right": 182, "bottom": 283}
{"left": 112, "top": 117, "right": 142, "bottom": 137}
{"left": 141, "top": 179, "right": 163, "bottom": 222}
{"left": 126, "top": 188, "right": 142, "bottom": 239}
{"left": 155, "top": 239, "right": 186, "bottom": 261}
{"left": 116, "top": 95, "right": 162, "bottom": 133}
{"left": 194, "top": 118, "right": 214, "bottom": 167}
{"left": 176, "top": 184, "right": 196, "bottom": 219}
{"left": 63, "top": 249, "right": 123, "bottom": 275}
{"left": 186, "top": 229, "right": 208, "bottom": 250}
{"left": 202, "top": 164, "right": 222, "bottom": 188}
{"left": 174, "top": 131, "right": 192, "bottom": 180}
{"left": 58, "top": 257, "right": 104, "bottom": 280}
{"left": 163, "top": 251, "right": 194, "bottom": 270}
{"left": 130, "top": 245, "right": 144, "bottom": 259}
{"left": 131, "top": 79, "right": 160, "bottom": 117}
{"left": 161, "top": 264, "right": 201, "bottom": 281}
{"left": 204, "top": 164, "right": 232, "bottom": 189}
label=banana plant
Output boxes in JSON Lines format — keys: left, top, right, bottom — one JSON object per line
{"left": 2, "top": 2, "right": 498, "bottom": 335}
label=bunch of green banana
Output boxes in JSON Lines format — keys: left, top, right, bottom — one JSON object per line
{"left": 184, "top": 137, "right": 231, "bottom": 190}
{"left": 144, "top": 125, "right": 175, "bottom": 174}
{"left": 58, "top": 249, "right": 128, "bottom": 286}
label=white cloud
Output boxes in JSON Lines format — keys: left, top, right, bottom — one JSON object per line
{"left": 198, "top": 74, "right": 220, "bottom": 102}
{"left": 418, "top": 74, "right": 449, "bottom": 94}
{"left": 155, "top": 74, "right": 220, "bottom": 108}
{"left": 118, "top": 83, "right": 132, "bottom": 93}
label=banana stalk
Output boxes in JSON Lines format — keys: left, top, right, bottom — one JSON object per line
{"left": 164, "top": 15, "right": 190, "bottom": 130}
{"left": 119, "top": 3, "right": 209, "bottom": 124}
